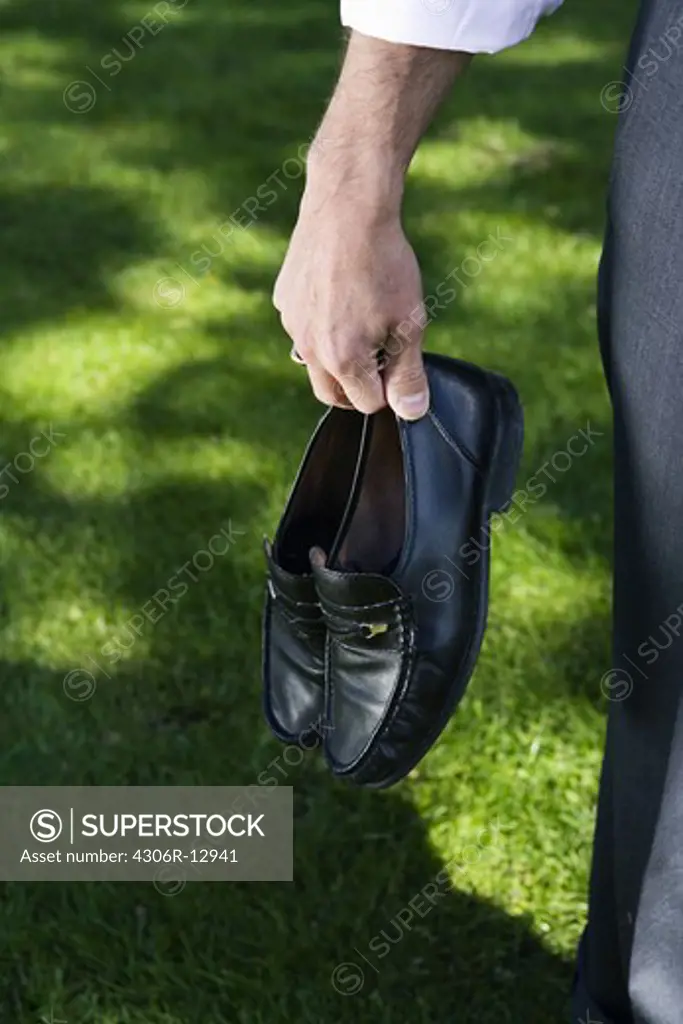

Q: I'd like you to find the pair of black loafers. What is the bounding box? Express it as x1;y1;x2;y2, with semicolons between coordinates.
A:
262;352;523;789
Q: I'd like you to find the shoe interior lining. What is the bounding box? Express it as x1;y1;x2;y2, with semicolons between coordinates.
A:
275;409;366;575
334;407;405;576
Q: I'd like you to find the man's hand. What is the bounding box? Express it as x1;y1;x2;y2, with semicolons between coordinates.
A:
273;31;471;420
274;185;427;418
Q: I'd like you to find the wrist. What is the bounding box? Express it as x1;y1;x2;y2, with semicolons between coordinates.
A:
304;136;406;218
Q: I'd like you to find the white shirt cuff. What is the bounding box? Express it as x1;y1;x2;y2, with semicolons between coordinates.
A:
341;0;564;55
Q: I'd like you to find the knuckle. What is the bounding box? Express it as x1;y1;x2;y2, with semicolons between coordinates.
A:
330;377;349;402
325;334;372;371
336;373;366;406
328;350;359;377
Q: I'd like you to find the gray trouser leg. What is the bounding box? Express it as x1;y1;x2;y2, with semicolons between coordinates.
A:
573;2;683;1021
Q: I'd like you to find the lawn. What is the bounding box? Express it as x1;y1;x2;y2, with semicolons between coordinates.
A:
0;0;636;1020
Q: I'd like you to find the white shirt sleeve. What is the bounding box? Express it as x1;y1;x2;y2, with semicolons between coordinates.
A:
341;0;564;55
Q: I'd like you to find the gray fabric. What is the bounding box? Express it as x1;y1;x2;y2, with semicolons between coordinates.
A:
573;1;683;1021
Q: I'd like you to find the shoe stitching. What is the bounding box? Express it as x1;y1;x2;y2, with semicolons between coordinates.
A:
326;602;414;775
276;604;324;625
262;598;324;744
323;606;403;627
428;409;482;472
352;379;510;781
274;604;325;640
329;636;404;655
341;602;420;780
353;521;485;784
315;574;403;597
352;602;414;767
318;595;404;612
324;629;334;749
268;586;320;611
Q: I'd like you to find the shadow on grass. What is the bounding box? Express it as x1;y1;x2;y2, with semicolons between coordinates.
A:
0;0;639;1018
0;397;601;1022
0;667;574;1024
0;0;633;343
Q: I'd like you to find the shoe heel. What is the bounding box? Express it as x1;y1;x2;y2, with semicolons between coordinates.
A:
487;375;524;513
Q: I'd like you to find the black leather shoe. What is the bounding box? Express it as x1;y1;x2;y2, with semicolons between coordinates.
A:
262;407;369;746
310;352;523;788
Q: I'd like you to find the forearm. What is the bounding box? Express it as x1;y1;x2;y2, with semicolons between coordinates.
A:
306;31;471;211
274;3;564;418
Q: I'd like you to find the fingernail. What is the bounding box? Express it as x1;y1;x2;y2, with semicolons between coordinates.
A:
396;392;430;421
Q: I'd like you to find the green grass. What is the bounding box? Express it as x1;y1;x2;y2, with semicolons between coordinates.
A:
0;0;637;1020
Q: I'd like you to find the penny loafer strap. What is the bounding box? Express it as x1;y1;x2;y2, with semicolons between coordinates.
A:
318;592;413;654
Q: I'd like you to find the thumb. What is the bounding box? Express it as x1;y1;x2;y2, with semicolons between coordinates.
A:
384;337;430;421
